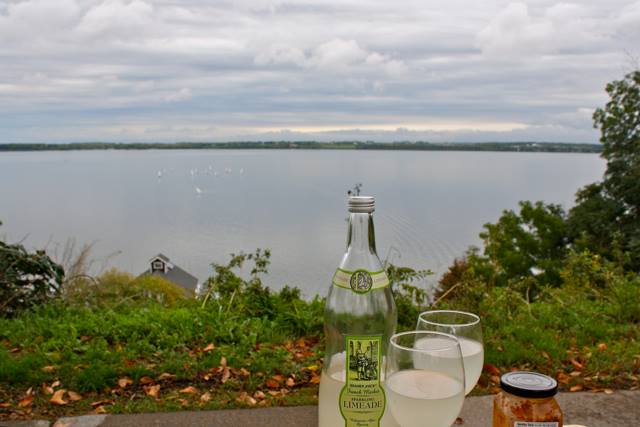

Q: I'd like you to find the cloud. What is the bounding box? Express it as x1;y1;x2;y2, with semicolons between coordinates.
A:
164;88;192;103
0;0;637;143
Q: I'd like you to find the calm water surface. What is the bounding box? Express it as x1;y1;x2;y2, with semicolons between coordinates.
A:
0;149;605;297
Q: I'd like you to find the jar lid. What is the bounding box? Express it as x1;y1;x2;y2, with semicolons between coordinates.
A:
500;371;558;398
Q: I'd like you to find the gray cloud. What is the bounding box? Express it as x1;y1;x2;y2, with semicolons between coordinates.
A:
0;0;639;143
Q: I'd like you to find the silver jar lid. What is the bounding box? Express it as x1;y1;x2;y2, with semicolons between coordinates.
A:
348;196;375;213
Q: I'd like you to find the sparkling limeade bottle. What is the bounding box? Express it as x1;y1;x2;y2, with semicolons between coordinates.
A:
318;196;399;427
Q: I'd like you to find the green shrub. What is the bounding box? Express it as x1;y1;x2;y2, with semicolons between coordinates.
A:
0;222;65;317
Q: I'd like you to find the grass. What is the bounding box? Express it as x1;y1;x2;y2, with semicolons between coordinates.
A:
0;252;639;420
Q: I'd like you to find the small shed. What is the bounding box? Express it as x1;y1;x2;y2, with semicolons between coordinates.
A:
141;253;198;293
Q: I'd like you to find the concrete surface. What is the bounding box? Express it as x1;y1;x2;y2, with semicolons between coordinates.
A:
1;391;638;427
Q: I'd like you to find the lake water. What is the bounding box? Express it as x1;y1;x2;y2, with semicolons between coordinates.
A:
0;149;605;297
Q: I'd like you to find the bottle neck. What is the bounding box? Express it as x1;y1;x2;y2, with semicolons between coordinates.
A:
346;212;377;255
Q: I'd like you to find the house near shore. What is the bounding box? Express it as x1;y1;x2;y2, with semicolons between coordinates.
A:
140;253;199;294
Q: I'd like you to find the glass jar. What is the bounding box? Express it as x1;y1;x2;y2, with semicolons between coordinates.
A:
493;371;563;427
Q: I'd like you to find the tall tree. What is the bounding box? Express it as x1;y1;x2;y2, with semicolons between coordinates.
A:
569;70;640;267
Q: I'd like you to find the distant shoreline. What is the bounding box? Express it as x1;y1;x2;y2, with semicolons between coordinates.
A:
0;141;602;153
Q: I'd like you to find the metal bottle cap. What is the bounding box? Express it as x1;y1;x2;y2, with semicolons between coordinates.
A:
348;196;375;213
500;371;558;398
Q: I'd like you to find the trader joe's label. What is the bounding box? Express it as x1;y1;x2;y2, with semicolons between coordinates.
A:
332;269;389;293
339;335;385;427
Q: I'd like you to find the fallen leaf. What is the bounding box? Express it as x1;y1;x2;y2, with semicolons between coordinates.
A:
483;363;501;376
179;399;189;407
50;389;68;405
570;358;584;371
18;395;34;408
254;391;265;399
41;365;56;373
139;376;155;385
557;372;570;384
118;377;133;389
306;365;319;372
310;375;321;384
158;373;176;381
265;379;280;389
570;384;584;392
570;371;582;377
221;367;231;384
68;391;82;401
200;392;211;403
180;386;198;394
454;417;464;425
144;385;161;398
93;406;107;414
51;380;61;388
239;368;250;376
245;396;257;406
0;402;11;408
604;389;614;394
9;347;21;353
91;399;114;407
220;356;227;367
203;343;215;353
286;377;295;387
541;351;551;360
42;384;54;395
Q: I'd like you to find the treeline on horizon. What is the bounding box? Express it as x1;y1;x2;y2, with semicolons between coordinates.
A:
0;141;602;153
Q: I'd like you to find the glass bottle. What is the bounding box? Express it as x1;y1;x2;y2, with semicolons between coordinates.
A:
318;196;398;427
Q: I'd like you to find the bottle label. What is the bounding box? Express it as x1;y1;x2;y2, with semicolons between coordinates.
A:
514;423;559;427
339;335;385;427
333;269;389;293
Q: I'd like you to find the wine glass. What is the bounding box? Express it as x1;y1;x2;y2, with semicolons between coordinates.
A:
417;310;484;395
385;331;465;427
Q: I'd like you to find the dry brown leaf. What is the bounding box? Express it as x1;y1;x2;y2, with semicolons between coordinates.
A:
68;391;82;401
236;392;248;403
51;380;61;388
144;384;161;398
570;384;584;392
221;367;231;384
310;375;321;385
18;395;34;408
483;363;501;376
557;372;570;384
41;365;56;373
9;347;21;353
265;379;280;389
220;356;227;367
179;386;198;394
286;378;295;387
490;375;500;384
43;384;54;395
90;399;114;407
258;399;268;406
200;392;211;403
254;391;266;399
158;373;176;381
541;351;551;360
570;371;582;377
239;368;250;376
118;377;133;389
0;402;11;408
570;358;584;371
93;405;107;414
50;389;68;405
139;376;155;385
203;343;215;353
597;343;607;351
267;390;280;396
245;396;257;406
604;389;614;394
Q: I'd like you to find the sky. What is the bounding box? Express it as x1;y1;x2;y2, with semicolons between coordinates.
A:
1;0;639;143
